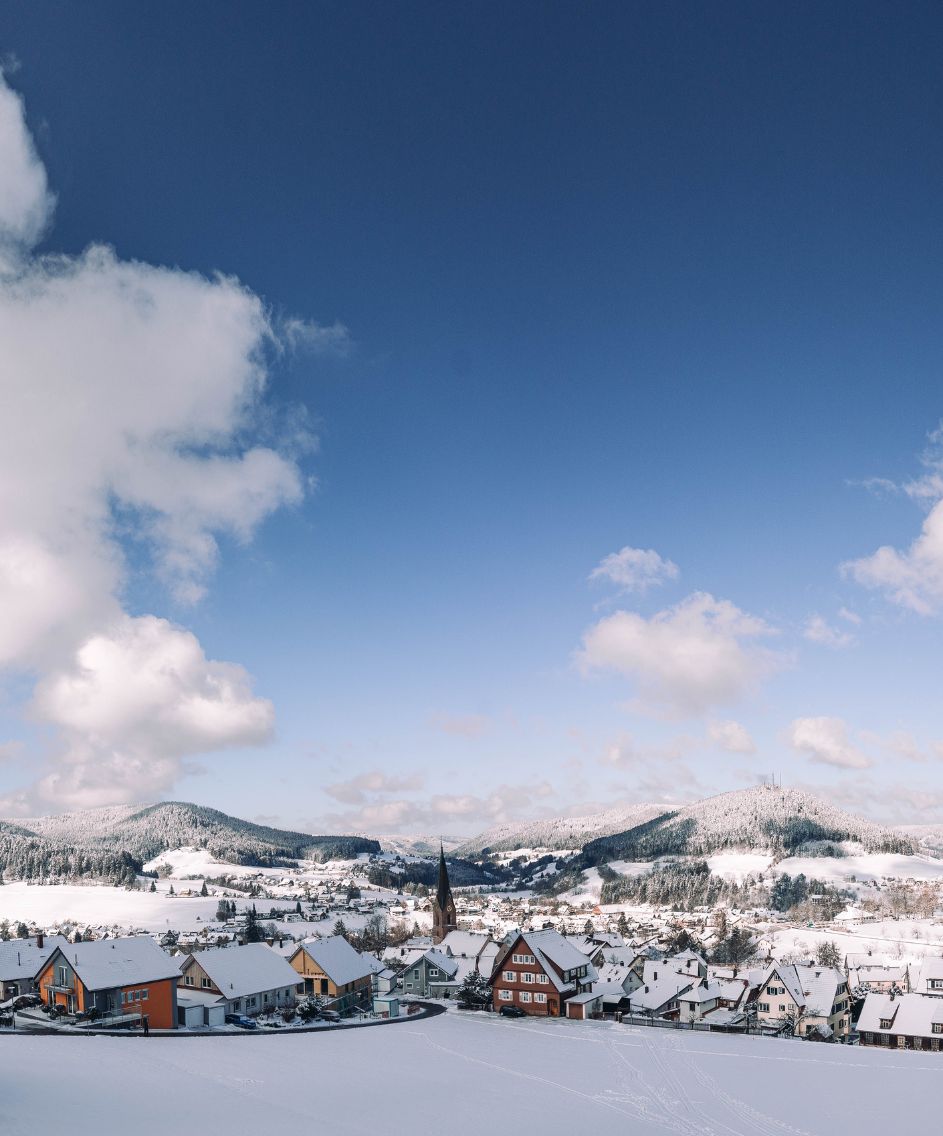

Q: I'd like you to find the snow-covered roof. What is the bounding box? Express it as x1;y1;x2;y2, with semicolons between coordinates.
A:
422;950;459;979
182;943;301;998
679;980;723;1005
0;936;68;981
291;936;374;987
54;936;180;991
438;931;492;959
522;930;594;974
628;976;693;1013
763;963;843;1017
858;992;943;1038
910;959;943;995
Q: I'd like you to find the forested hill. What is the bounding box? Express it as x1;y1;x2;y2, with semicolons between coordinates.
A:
0;821;140;885
581;786;915;865
11;802;379;872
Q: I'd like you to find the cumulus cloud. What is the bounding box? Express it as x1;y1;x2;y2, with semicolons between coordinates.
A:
0;69;54;267
844;423;943;614
589;546;679;594
578;592;782;717
0;72;314;808
788;717;872;770
802;615;855;649
707;719;756;754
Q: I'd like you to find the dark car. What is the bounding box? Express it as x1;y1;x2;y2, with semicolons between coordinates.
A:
499;1005;527;1018
319;1009;341;1023
224;1014;258;1030
11;994;41;1010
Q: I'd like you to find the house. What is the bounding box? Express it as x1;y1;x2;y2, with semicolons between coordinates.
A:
178;943;301;1022
490;929;597;1017
288;935;373;1014
36;936;181;1029
847;961;909;994
753;963;850;1040
678;978;725;1023
909;958;943;997
0;935;68;999
400;949;460;997
858;991;943;1050
627;975;693;1019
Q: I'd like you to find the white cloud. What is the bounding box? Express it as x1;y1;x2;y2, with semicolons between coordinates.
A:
325;770;425;805
707;719;756;754
282;317;351;356
321;782;556;835
837;607;861;625
845;422;943;614
578;592;781;717
844;500;943;614
589;546;679;594
0;70;54;268
802;614;855;649
26;615;274;810
0;72;311;806
788;717;872;770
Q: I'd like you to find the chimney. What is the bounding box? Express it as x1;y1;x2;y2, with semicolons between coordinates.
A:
36;932;43;950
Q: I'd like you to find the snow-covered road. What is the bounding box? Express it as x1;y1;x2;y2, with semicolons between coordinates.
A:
1;1010;934;1134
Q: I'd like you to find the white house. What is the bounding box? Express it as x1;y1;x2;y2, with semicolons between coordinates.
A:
178;943;301;1022
754;963;850;1039
858;991;943;1051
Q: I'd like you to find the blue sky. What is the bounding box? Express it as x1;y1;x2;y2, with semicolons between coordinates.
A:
2;2;943;834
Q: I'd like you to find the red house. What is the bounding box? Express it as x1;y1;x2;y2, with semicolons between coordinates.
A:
490;930;597;1017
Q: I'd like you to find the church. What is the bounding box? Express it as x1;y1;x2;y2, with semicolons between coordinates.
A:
432;844;458;944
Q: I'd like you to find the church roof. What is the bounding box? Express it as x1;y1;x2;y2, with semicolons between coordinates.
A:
435;844;454;910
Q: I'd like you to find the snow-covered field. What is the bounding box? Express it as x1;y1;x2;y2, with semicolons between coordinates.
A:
766;917;943;966
2;1009;938;1134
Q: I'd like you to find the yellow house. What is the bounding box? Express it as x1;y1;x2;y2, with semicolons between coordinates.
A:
288;935;374;1014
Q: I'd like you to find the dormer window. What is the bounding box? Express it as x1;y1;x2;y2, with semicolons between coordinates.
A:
880;1018;893;1029
933;1024;943;1035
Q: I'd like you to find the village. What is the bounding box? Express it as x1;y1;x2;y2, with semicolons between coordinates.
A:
1;845;942;1053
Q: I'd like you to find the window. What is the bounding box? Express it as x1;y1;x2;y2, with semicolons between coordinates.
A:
429;969;440;978
535;992;547;1004
521;972;534;984
933;1024;943;1035
499;989;513;1001
779;1005;786;1013
120;992;126;1005
134;990;141;1002
757;1002;769;1013
57;966;68;987
880;1018;893;1030
142;989;148;1001
520;990;531;1003
536;973;549;985
512;953;535;965
503;971;517;982
185;975;194;987
930;979;943;990
201;977;212;989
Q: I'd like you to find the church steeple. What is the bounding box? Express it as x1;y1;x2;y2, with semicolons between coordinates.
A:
432;842;457;944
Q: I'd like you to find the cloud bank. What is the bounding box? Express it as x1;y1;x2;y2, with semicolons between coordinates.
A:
0;72;305;810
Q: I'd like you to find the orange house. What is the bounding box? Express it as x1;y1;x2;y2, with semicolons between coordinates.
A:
37;937;181;1030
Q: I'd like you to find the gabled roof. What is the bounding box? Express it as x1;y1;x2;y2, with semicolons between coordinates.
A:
419;950;459;979
290;935;374;987
182;943;300;998
437;930;492;960
48;936;180;991
762;963;843;1016
0;936;68;981
629;976;693;1013
521;930;594;974
858;992;943;1038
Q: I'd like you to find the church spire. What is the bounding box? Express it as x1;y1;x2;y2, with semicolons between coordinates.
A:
432;841;457;944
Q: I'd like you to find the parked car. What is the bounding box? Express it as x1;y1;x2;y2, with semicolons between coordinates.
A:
225;1014;258;1030
11;994;41;1010
319;1009;341;1023
499;1005;526;1018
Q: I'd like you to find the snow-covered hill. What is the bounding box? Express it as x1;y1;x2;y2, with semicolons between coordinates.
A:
456;804;666;856
896;824;943;855
583;785;916;864
6;802;380;873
